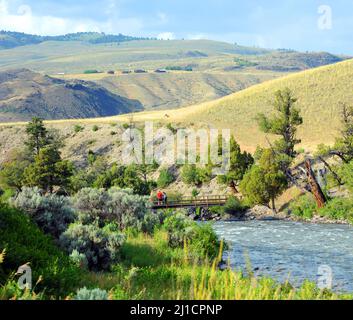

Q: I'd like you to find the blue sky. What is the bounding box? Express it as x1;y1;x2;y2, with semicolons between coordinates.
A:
0;0;352;54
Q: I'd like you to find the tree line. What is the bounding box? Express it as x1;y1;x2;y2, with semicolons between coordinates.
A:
1;88;352;214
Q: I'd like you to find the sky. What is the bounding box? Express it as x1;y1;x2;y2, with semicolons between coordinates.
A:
0;0;352;54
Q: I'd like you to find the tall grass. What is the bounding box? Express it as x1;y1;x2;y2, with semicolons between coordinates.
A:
82;230;353;300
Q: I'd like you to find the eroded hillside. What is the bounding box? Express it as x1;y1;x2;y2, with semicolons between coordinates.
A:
0;69;142;122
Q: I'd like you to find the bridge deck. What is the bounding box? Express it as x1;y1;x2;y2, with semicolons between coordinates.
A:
151;196;228;210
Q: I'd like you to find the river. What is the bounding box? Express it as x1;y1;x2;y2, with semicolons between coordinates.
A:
213;220;353;293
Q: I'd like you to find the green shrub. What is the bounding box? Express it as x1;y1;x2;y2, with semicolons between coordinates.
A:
0;204;81;297
83;70;100;74
10;187;75;239
190;223;222;259
166;123;177;134
0;189;14;202
72;188;108;224
288;195;353;223
163;212;222;259
192;189;199;198
0;279;42;300
163;212;194;248
297;148;306;154
72;188;152;231
74;125;84;133
165;65;193;71
233;57;258;67
157;168;174;188
141;212;160;235
319;198;353;222
339;161;353;192
75;287;109;300
209;206;224;216
224;196;246;215
92;125;99;132
69;250;88;270
288;194;317;219
59;222;125;271
181;165;211;186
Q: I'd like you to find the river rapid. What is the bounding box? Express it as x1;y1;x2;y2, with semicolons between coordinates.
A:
213;220;353;293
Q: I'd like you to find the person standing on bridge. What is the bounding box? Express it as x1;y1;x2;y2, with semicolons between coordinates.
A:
157;190;164;205
163;192;168;205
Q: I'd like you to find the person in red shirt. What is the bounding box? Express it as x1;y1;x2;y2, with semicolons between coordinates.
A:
157;191;164;205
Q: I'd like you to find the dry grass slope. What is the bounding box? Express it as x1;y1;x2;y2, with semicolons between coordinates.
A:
182;58;353;151
57;71;278;110
1;59;352;153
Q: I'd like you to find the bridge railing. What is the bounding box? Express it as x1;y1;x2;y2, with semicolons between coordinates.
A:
151;195;229;208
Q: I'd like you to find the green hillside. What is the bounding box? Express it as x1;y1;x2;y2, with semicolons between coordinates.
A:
0;35;346;75
0;34;348;114
0;39;268;74
167;58;353;151
2;59;352;152
1;59;352;153
0;31;151;49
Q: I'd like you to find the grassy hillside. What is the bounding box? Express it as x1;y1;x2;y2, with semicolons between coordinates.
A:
0;39;265;74
1;58;348;152
0;36;348;113
0;60;351;201
0;38;345;75
58;71;279;110
175;58;353;151
0;31;151;49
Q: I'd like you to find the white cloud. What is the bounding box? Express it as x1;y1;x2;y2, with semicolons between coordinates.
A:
157;32;175;40
0;0;143;35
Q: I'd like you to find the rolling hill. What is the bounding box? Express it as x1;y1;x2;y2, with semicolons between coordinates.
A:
4;58;346;152
58;71;279;110
56;49;347;110
0;38;269;74
0;32;349;113
0;34;346;75
0;69;142;122
0;59;352;170
142;58;353;151
0;31;151;49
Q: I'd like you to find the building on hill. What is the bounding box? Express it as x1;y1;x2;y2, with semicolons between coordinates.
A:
134;69;147;73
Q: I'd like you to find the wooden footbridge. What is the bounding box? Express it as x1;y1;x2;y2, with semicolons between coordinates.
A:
151;195;229;210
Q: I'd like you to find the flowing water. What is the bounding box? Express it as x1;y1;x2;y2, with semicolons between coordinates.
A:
213;220;353;293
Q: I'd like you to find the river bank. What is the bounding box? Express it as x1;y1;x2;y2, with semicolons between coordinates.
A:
185;205;351;225
85;228;353;299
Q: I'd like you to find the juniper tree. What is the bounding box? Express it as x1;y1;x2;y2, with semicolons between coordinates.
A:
25;117;50;156
257;88;303;161
217;135;254;193
333;104;353;163
25;117;63;157
240;149;288;211
0;149;31;192
315;104;353;186
23;146;73;193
